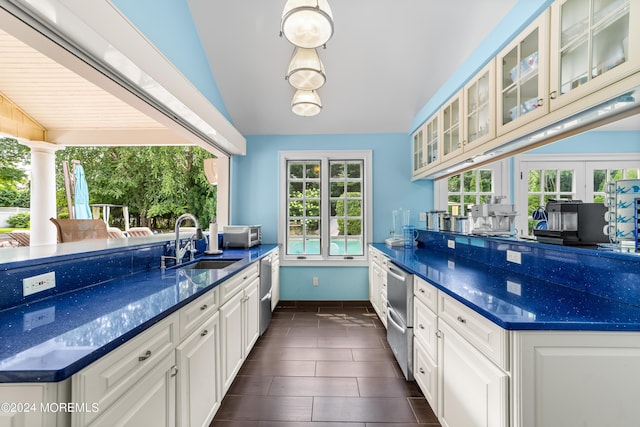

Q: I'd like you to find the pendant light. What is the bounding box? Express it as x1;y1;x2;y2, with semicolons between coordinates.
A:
286;47;326;90
281;0;334;49
291;89;322;116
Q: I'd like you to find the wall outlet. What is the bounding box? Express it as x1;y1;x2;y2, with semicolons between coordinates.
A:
447;260;455;270
23;271;56;296
23;307;55;331
313;277;319;287
506;250;522;264
447;239;455;249
507;280;522;296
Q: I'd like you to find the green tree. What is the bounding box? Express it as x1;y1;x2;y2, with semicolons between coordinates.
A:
0;137;30;192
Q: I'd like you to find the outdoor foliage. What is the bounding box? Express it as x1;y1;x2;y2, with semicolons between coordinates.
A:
0;138;30;193
56;146;217;229
0;189;30;208
335;192;362;235
7;212;30;228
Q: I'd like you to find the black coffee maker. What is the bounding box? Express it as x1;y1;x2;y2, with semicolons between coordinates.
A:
533;200;608;246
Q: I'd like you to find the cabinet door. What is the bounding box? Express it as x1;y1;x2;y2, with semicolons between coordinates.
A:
412;125;426;175
176;312;221;427
438;321;508;427
89;353;176;427
243;278;260;356
440;91;464;162
463;60;496;151
414;298;438;361
497;11;549;135
414;337;438;415
0;383;68;427
549;0;640;111
220;290;244;394
424;114;440;169
370;261;382;316
271;252;280;311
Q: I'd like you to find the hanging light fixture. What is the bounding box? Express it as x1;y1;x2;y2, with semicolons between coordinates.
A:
286;47;326;90
281;0;334;49
291;89;322;116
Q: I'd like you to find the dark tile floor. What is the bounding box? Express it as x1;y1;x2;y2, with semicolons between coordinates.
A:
211;301;441;427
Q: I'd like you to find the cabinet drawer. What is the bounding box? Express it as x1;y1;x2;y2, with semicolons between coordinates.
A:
219;262;259;305
413;337;438;413
72;313;178;425
379;293;388;329
438;292;508;370
414;298;438;361
414;276;437;313
180;287;219;340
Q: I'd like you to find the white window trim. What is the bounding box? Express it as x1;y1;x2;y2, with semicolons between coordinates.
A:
279;150;373;267
434;159;510;211
513;153;640;237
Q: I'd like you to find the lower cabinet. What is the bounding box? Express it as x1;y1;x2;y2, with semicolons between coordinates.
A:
220;276;259;395
368;247;389;327
438;321;509;427
176;312;221;427
0;382;71;427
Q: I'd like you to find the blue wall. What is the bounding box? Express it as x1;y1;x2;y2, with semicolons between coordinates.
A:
111;0;231;121
230;133;432;300
528;130;640;153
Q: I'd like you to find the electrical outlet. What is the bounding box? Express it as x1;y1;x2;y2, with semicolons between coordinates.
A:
23;272;56;296
447;260;455;270
23;307;55;331
507;280;522;296
313;277;319;286
447;239;455;249
506;250;522;264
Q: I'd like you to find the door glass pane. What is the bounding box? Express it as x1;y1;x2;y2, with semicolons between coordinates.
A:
544;170;557;192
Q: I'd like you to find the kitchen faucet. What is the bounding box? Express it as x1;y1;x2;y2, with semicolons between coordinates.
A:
161;213;204;269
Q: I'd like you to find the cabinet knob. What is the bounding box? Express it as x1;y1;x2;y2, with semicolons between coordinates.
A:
419;288;425;293
419;324;425;330
138;350;152;362
200;304;208;311
170;366;179;378
537;98;544;107
550;91;557;100
419;367;425;374
436;330;442;338
201;329;209;337
456;316;467;324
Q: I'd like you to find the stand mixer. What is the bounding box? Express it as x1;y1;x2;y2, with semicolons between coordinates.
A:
469;196;517;236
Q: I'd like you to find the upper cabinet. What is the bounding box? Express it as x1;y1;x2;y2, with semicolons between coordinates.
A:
497;11;550;136
412;125;425;175
412;114;440;178
549;0;640;110
464;60;496;149
441;91;464;162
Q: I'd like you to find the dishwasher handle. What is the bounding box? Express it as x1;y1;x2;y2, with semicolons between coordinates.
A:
387;306;406;334
387;265;408;282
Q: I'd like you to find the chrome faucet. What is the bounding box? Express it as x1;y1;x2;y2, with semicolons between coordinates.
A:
161;213;204;269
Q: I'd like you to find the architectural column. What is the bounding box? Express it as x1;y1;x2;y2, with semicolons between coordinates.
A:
24;141;60;246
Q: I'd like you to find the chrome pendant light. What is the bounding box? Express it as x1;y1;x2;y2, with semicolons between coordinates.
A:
281;0;334;49
291;89;322;116
286;47;326;90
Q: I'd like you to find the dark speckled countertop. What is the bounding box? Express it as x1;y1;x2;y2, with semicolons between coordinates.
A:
0;245;277;383
372;244;640;331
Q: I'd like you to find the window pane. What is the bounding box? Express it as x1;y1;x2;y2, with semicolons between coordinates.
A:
528;170;541;192
626;168;639;179
305;181;320;197
463;171;474;192
330;200;343;216
347;182;361;193
346;219;362;235
346;200;362;216
330;182;344;197
609;169;623;181
330;162;344;178
593;169;606;192
347;162;362;178
305;163;320;178
289;162;304;179
544;170;557;192
479;170;493;192
289;182;303;198
306;219;320;235
559;170;573;192
306;200;320;216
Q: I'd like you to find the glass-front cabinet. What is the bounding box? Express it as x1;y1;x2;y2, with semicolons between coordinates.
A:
412;125;425;176
550;0;640;110
464;60;495;150
425;114;439;170
497;11;549;136
441;91;464;162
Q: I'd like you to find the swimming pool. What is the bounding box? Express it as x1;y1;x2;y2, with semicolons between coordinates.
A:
287;238;364;255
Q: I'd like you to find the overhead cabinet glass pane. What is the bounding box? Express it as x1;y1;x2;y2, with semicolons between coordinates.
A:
467;70;491;143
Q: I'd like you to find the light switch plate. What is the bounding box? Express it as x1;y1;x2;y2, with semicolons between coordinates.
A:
23;271;56;296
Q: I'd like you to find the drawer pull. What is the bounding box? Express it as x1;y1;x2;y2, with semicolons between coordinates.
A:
200;304;208;311
436;330;442;338
419;367;425;374
419;324;425;330
138;350;152;362
243;275;248;280
419;288;425;293
201;329;209;337
170;366;179;377
457;316;467;324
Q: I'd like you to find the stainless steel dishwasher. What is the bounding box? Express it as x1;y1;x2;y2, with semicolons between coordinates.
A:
386;262;414;380
259;255;273;335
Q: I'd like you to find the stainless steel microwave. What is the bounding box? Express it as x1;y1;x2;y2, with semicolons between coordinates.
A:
222;225;261;248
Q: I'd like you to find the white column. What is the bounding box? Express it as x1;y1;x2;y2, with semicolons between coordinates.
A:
24;141;60;246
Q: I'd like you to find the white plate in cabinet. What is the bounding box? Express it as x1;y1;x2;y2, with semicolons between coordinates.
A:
72;313;178;426
179;287;218;340
437;292;508;371
414;337;438;414
414;276;438;313
219;263;259;305
414;298;438;361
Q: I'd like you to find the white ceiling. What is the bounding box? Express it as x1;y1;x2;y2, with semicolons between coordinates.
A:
187;0;519;136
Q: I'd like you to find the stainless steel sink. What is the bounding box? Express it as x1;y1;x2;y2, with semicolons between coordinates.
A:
180;259;241;270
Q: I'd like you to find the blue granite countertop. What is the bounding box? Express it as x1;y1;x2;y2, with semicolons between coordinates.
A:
372;244;640;331
0;245;277;383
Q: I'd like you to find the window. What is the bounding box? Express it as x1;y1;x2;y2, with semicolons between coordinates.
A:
280;151;372;265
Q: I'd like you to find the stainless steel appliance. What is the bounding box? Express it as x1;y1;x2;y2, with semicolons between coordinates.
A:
222;225;261;248
386;263;414;381
258;254;273;336
534;200;607;246
469;196;517;236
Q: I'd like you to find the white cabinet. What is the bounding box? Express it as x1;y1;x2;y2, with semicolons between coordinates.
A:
71;313;179;426
413;278;439;412
440;91;464;162
463;60;496;150
411;114;439;178
549;0;640;111
176;312;221;427
0;382;70;427
270;249;281;311
512;330;640;427
412;124;426;176
220;274;260;395
438;321;509;427
497;10;550;135
368;247;388;327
